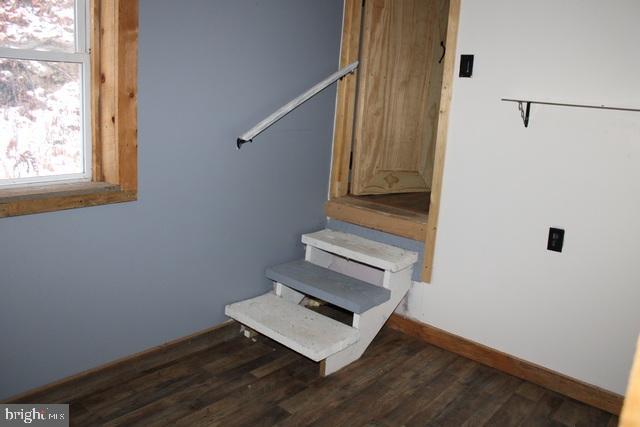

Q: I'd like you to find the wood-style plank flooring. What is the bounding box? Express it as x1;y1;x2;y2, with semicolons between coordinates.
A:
358;192;431;216
15;322;618;426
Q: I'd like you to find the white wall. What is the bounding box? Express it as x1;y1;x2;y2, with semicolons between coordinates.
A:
404;0;640;395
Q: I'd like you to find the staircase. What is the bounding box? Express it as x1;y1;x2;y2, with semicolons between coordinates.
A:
225;229;418;375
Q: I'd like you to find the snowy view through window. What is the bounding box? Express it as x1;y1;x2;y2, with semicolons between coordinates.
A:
0;0;85;184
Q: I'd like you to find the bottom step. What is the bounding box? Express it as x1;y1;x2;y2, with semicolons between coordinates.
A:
225;293;360;362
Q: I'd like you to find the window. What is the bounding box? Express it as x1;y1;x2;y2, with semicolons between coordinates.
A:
1;0;92;187
0;0;138;217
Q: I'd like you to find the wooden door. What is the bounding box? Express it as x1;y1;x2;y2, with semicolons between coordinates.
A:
351;0;450;195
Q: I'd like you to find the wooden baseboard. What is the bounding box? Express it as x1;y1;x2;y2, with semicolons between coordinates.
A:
388;314;624;415
4;320;236;404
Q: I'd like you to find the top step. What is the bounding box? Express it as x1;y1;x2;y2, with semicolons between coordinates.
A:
302;229;418;272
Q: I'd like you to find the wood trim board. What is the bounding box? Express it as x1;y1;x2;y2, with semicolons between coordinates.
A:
0;184;135;218
420;0;460;283
325;197;427;241
97;0;138;191
621;336;640;426
387;314;624;415
329;0;363;199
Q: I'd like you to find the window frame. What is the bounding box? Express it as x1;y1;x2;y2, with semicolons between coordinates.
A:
0;0;93;188
0;0;138;218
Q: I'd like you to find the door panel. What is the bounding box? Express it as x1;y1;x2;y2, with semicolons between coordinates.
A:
351;0;449;195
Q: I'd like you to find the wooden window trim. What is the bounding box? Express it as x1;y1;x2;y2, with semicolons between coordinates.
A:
0;0;138;218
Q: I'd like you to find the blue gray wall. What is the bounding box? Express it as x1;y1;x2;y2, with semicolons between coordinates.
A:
0;0;343;400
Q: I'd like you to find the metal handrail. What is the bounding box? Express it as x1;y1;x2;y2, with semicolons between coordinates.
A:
237;62;359;148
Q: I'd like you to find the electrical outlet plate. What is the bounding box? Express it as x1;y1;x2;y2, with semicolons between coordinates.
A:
547;228;565;252
459;54;474;78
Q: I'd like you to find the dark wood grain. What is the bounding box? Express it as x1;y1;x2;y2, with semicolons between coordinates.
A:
9;320;618;426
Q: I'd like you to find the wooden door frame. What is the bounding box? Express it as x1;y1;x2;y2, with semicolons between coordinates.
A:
327;0;461;283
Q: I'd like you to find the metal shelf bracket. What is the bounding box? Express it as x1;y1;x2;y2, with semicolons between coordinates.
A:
502;98;640;128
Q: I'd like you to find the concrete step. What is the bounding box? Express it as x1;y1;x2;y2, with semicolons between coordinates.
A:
225;292;359;362
302;229;418;272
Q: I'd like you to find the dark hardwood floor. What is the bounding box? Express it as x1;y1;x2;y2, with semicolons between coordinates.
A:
14;321;618;426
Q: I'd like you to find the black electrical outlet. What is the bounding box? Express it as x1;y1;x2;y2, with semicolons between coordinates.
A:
547;228;565;252
459;54;474;77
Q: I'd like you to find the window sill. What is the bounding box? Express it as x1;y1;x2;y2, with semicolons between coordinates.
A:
0;182;137;218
